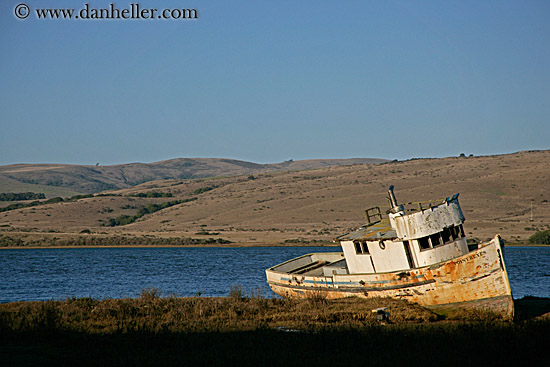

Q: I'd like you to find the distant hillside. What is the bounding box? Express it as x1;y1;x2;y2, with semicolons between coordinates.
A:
0;158;387;195
1;150;549;246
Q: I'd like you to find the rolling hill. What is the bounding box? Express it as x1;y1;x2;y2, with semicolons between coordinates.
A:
0;158;387;194
0;150;548;246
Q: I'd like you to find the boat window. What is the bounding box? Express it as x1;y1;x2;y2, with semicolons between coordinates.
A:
418;224;465;251
354;241;362;254
354;240;371;255
441;227;451;244
459;224;465;238
418;237;430;250
451;226;460;240
430;233;442;247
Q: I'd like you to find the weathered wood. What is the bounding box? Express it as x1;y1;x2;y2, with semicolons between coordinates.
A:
266;188;514;318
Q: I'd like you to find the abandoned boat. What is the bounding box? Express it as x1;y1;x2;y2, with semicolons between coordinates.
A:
266;186;514;317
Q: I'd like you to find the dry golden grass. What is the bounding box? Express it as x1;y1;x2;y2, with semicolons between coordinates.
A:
1;294;549;366
2;292;526;336
1;150;549;246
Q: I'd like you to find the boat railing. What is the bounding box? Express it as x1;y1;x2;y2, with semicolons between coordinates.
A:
365;206;383;224
399;194;460;214
365;194;459;221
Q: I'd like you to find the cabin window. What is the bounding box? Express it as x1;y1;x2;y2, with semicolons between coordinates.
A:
441;227;451;243
418;224;465;251
451;225;464;240
354;241;371;255
450;226;458;241
430;233;442;247
418;237;430;250
354;241;362;254
459;224;465;238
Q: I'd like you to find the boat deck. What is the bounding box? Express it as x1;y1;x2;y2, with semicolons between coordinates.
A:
268;253;348;276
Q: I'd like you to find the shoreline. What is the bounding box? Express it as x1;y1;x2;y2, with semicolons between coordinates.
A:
1;294;548;320
0;242;339;249
504;243;550;247
1;295;545;303
0;243;548;250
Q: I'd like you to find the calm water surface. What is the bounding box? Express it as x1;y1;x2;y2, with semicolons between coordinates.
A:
0;246;548;303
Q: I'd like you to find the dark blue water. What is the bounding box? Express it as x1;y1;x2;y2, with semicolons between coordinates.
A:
504;246;550;299
0;246;548;303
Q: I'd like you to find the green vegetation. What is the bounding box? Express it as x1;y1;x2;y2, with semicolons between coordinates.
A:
0;296;548;366
0;193;95;213
66;193;94;201
0;200;42;213
0;234;25;247
105;198;197;227
0;234;231;247
528;229;550;244
44;197;64;204
284;238;333;245
192;186;217;195
0;176;83;199
0;192;46;201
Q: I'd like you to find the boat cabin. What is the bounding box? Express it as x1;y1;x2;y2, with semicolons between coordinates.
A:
337;186;469;274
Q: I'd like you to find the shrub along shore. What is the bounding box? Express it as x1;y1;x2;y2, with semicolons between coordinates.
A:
0;232;547;248
0;233;233;247
1;292;549;366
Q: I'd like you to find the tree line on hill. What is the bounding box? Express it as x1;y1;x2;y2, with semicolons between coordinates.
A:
104;198;197;227
0;192;46;201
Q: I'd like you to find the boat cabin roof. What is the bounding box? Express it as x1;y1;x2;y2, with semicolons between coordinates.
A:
336;193;461;243
337;218;397;242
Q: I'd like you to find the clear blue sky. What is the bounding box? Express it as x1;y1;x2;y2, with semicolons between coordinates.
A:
1;0;549;165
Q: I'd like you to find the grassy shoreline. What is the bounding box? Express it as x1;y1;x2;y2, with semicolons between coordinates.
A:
0;232;337;248
1;294;549;366
0;242;548;249
0;231;548;249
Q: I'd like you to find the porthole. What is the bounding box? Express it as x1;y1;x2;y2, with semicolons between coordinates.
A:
379;241;386;250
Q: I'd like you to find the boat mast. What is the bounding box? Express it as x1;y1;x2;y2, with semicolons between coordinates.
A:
388;185;404;214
